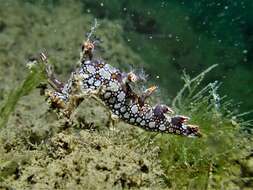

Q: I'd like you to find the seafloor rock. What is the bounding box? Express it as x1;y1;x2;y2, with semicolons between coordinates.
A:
0;1;165;189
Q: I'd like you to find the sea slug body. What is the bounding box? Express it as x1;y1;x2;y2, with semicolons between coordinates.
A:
37;24;201;138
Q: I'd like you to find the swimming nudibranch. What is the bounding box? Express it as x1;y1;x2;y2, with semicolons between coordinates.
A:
38;27;201;138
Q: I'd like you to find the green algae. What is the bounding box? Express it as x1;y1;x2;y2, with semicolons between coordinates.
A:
0;63;47;129
0;1;252;190
154;66;253;189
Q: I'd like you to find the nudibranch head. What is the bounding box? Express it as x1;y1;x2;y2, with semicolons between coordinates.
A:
165;115;201;137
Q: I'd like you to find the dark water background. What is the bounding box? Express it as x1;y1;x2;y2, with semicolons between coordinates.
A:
8;0;253;113
77;0;253;114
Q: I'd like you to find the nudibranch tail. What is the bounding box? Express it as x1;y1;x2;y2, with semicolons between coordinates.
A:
35;24;201;138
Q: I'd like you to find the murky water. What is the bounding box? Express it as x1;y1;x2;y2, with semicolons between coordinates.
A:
0;1;252;189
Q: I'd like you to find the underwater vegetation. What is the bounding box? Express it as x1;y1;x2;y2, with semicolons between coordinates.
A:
0;1;252;190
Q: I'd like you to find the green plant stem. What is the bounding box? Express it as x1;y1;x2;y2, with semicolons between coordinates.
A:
0;69;46;129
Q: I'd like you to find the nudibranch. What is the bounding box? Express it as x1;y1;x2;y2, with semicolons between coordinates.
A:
36;24;201;137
